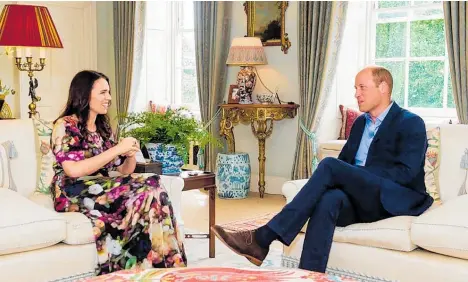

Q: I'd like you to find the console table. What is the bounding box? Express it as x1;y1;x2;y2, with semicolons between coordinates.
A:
219;103;299;198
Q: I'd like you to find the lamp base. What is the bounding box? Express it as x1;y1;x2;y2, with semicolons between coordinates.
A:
28;77;41;119
236;66;256;104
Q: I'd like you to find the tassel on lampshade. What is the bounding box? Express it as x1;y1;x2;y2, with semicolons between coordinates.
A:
226;37;267;104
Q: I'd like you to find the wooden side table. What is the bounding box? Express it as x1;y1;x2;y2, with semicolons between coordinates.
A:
135;162;162;174
219;103;299;198
166;170;217;258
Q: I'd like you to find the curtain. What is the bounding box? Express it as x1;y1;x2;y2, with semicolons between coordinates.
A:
194;1;232;171
113;2;145;131
291;2;348;180
128;2;146;114
443;2;468;124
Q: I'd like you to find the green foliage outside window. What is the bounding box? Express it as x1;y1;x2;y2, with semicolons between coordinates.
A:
374;2;454;109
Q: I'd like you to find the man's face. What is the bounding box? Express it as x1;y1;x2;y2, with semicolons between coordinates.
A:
354;70;383;113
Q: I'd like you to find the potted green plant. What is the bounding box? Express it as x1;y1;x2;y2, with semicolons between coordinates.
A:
120;106;221;174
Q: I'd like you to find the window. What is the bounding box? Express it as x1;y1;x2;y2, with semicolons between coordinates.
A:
135;1;199;116
370;1;455;118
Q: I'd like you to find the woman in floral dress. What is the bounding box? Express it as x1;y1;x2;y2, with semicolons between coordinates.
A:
50;70;187;275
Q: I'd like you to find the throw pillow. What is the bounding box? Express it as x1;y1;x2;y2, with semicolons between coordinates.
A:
339;105;362;140
0;140;18;191
424;127;441;201
32;118;54;194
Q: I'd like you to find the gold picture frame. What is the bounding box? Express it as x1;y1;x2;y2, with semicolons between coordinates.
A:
244;1;291;54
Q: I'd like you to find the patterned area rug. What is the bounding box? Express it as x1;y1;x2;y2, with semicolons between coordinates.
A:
184;228;283;269
79;213;359;281
81;267;357;281
185;212;280;268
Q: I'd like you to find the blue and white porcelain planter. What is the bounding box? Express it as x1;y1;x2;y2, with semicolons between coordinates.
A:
216;153;251;199
145;143;184;174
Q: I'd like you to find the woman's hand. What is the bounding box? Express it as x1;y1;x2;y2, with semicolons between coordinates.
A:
117;137;140;156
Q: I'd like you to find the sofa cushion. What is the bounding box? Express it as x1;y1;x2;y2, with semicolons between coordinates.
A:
0;142;10;189
333;216;417;252
0;141;18;191
411;194;468;260
424;127;441;201
0;189;66;255
28;192;95;245
339;105;362;140
32;118;55;195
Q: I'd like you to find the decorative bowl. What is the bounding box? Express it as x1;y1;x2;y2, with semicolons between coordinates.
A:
256;93;275;104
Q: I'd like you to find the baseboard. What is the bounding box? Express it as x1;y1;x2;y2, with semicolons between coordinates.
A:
248;174;289;195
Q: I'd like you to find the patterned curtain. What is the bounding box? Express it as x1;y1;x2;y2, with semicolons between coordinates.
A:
291;2;348;180
194;1;232;171
113;2;145;131
443;2;468;124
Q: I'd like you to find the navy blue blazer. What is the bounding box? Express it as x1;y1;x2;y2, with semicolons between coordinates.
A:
338;103;433;216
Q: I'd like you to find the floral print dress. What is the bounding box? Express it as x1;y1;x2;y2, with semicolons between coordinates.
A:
50;116;187;275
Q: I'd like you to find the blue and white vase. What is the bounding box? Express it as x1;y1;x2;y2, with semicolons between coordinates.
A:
216;153;251;199
145;143;184;174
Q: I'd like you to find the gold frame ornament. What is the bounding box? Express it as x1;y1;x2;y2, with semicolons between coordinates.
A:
244;1;291;54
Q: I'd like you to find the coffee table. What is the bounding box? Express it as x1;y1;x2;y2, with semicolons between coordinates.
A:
80;267;357;281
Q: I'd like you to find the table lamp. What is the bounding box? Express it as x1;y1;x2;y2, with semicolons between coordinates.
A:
226;37;267;104
0;4;63;118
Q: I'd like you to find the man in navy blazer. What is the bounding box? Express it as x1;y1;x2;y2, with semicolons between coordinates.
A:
211;66;434;272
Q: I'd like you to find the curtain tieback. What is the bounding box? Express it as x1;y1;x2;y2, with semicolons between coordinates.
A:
299;118;318;171
203;107;222;130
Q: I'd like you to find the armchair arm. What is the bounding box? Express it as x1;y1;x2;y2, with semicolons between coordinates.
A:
282;179;309;204
159;175;185;227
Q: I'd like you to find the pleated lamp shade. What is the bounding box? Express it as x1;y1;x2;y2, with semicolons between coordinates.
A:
226;37;267;66
0;4;63;48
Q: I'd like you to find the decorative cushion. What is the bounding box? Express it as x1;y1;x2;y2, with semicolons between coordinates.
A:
333;216;417;252
339;105;362;140
425;127;441;201
32;118;55;194
0;188;66;255
411;194;468;260
0;144;9;189
0;140;17;191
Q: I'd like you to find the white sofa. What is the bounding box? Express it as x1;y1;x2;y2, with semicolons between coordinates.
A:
281;124;468;282
0;119;185;282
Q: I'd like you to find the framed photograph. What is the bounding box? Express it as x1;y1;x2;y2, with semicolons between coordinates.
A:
244;1;291;54
228;84;240;104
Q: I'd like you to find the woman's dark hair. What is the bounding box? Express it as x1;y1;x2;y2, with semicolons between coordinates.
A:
55;70;112;140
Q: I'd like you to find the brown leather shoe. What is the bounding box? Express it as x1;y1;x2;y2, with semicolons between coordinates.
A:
211;224;269;266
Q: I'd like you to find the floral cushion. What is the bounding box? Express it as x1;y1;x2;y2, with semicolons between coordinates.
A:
339;105;362;140
32;118;55;194
425;127;441;201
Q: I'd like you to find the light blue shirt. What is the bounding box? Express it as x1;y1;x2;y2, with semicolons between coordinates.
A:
354;102;394;166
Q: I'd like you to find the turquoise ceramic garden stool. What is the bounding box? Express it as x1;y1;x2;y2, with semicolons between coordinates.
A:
216;153;251;199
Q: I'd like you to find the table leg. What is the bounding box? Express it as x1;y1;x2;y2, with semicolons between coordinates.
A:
220;117;236;153
251;119;273;198
258;138;266;198
209;185;216;258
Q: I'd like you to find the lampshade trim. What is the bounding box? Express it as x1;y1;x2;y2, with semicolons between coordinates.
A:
226;46;268;66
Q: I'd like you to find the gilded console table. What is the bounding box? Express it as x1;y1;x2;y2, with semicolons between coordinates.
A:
219;103;299;198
